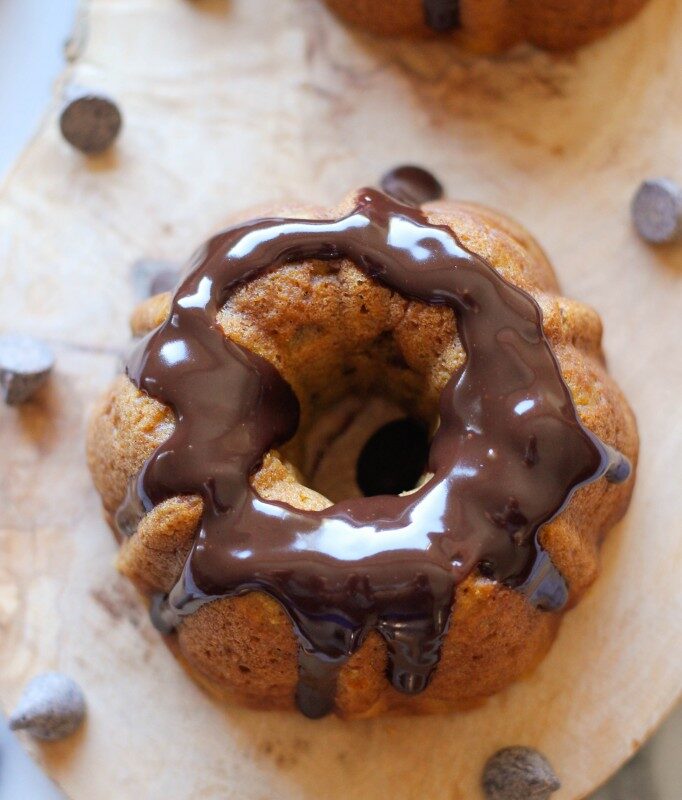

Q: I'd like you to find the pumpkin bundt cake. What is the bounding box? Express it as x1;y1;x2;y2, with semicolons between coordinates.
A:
87;181;638;719
321;0;651;52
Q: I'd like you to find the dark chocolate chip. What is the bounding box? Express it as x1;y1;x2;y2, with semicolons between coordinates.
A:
59;90;122;155
631;178;682;244
483;747;561;800
0;334;54;405
379;165;444;206
9;672;86;742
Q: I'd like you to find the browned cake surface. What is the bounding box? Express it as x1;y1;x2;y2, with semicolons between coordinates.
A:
322;0;651;52
87;194;638;718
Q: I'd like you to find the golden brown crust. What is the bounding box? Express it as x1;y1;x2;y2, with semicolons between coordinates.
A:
322;0;651;53
86;192;638;717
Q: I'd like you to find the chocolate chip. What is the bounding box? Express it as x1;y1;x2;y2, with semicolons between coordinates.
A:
131;259;181;299
0;333;54;405
59;90;122;155
482;747;561;800
379;165;444;206
9;672;86;741
631;178;682;244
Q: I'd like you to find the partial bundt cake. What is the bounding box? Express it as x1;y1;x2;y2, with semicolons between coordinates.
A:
87;185;638;719
322;0;651;52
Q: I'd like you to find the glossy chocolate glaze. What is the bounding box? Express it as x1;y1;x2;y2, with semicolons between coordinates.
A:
423;0;461;32
120;188;630;718
380;165;444;206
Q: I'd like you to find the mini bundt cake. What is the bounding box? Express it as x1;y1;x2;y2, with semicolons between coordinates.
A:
87;181;638;719
322;0;651;52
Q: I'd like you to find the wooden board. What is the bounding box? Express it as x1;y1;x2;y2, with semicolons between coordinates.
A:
1;0;681;798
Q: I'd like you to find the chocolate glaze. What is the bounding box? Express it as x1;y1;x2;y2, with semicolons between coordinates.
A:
423;0;461;32
380;165;444;206
120;188;630;718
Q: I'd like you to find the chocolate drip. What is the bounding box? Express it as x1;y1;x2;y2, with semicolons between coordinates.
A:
423;0;461;32
380;165;444;206
121;189;630;718
602;444;632;484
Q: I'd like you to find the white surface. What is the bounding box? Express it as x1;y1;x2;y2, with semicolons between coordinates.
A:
0;1;678;799
0;719;62;798
0;0;77;794
0;0;77;182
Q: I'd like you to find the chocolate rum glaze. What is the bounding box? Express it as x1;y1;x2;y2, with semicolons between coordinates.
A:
117;188;630;718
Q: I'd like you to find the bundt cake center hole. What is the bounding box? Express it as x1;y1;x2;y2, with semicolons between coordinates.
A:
225;259;454;504
356;417;430;497
288;395;435;503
